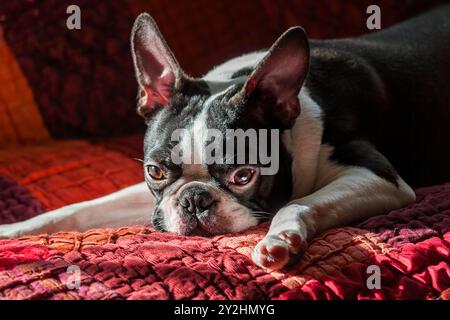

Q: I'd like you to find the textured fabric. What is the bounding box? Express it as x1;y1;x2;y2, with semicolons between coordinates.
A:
1;0;447;140
0;136;144;212
1;0;449;300
0;27;50;146
0;176;44;224
276;235;450;300
128;0;448;76
0;183;448;300
1;0;143;140
358;184;450;247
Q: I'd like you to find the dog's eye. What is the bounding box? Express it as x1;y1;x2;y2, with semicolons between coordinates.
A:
232;168;255;185
146;165;165;180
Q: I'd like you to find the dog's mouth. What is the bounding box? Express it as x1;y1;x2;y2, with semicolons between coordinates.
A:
189;215;221;237
175;213;217;237
157;198;257;236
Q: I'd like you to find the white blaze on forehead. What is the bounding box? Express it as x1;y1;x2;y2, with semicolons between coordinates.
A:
176;51;263;176
191;110;208;165
178;84;236;170
175;51;266;172
177;104;208;168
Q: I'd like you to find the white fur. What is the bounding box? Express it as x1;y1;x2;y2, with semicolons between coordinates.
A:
283;87;324;198
204;52;266;81
252;140;416;270
161;179;258;235
179;84;234;167
0;182;153;238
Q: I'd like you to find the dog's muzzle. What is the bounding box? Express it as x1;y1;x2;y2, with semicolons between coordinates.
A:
178;185;215;217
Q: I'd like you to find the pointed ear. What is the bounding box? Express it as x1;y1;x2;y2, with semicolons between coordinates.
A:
131;13;184;118
243;27;309;128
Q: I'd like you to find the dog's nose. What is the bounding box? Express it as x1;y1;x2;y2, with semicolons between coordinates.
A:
179;187;214;215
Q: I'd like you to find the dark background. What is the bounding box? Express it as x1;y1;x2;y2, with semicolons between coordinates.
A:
1;0;448;139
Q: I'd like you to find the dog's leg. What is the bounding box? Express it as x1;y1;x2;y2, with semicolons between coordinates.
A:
252;145;416;270
0;182;153;238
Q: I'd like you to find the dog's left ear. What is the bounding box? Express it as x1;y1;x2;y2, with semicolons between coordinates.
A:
131;13;185;118
243;27;309;128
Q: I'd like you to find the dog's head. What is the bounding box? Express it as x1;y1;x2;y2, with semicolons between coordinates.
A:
131;14;309;235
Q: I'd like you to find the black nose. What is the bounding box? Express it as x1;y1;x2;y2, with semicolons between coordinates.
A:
179;187;214;215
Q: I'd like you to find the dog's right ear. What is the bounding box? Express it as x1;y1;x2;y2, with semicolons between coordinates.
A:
241;27;309;128
131;13;184;119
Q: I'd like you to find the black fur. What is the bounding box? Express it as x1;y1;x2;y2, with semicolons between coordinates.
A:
330;141;398;186
305;5;450;187
138;6;450;234
204;84;293;212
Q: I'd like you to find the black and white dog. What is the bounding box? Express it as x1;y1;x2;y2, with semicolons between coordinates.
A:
1;6;449;270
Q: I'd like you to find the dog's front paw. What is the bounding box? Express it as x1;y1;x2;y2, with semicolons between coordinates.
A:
252;230;307;270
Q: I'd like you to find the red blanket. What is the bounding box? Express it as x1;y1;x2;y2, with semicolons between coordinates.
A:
0;0;449;300
0;177;449;299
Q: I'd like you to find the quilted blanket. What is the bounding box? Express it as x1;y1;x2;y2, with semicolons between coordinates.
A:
0;170;449;299
1;0;449;301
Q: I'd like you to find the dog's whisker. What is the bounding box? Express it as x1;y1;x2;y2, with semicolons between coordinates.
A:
249;211;273;217
228;207;243;214
250;214;271;222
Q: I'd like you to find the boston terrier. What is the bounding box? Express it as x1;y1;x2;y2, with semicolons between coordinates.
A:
1;6;449;270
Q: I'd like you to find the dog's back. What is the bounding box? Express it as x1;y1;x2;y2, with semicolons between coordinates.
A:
306;5;450;187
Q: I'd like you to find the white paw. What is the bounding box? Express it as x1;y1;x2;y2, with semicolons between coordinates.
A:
252;230;307;270
252;204;313;270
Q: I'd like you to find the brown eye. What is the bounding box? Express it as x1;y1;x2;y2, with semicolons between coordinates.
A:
146;165;165;180
232;168;255;185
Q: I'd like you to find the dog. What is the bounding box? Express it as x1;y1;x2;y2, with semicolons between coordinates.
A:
1;6;450;270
